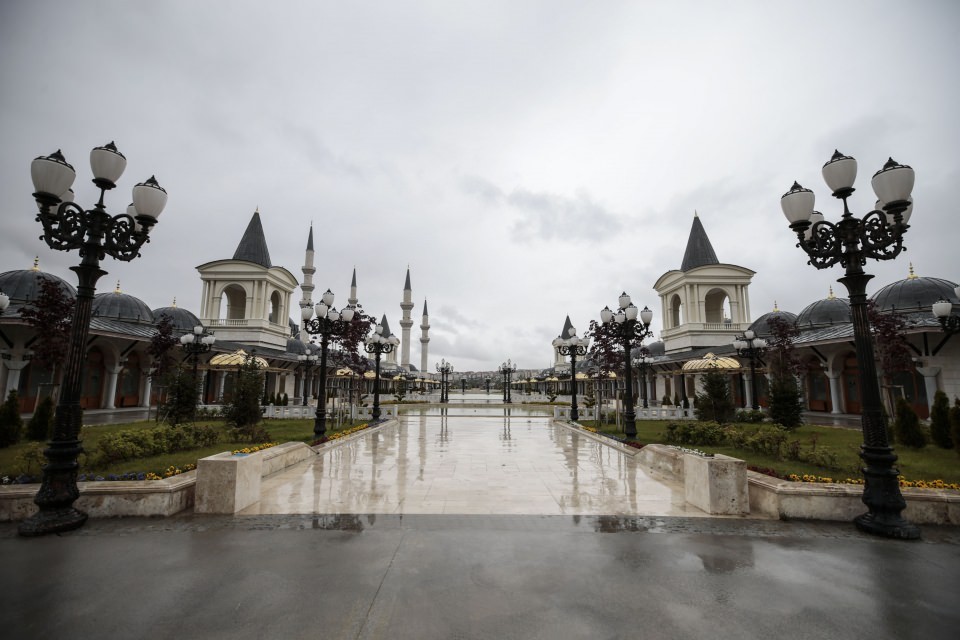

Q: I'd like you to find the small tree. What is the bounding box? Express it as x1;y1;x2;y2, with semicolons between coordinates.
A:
868;301;913;415
225;353;269;441
159;365;199;426
929;390;953;449
694;369;735;423
765;315;803;430
27;395;55;441
893;397;925;449
0;390;24;448
148;313;180;379
950;398;960;458
17;275;75;385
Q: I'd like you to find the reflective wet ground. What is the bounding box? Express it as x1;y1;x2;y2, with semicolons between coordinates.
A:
239;412;708;517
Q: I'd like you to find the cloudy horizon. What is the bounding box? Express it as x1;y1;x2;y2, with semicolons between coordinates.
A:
2;0;957;372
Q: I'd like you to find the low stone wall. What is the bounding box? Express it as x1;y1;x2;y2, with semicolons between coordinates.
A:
0;472;197;522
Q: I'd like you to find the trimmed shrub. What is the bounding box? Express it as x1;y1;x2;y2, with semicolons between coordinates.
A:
664;420;725;446
929;390;953;449
893;398;926;448
0;390;23;448
27;395;55;441
768;375;803;430
735;409;765;424
93;423;221;465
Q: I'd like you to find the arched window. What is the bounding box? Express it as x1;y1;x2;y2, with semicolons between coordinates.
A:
670;294;683;327
221;285;246;320
704;288;730;323
269;291;281;324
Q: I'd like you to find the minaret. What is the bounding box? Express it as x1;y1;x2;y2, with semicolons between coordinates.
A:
399;267;414;370
348;267;358;307
419;299;430;372
299;224;315;341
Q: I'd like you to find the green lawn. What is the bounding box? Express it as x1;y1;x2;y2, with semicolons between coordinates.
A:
579;419;960;484
0;418;366;480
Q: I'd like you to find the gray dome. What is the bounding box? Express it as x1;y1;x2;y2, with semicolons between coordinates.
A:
286;337;308;355
797;295;851;330
748;308;798;337
152;306;201;332
92;291;154;324
870;275;959;312
0;268;76;314
645;341;665;356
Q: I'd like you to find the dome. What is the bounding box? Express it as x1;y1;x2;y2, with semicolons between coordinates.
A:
796;292;851;330
286;337;308;355
645;340;666;356
0;267;76;315
748;307;798;337
870;271;959;313
152;305;201;332
92;289;153;324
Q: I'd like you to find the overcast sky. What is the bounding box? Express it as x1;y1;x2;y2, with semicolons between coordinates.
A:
1;1;957;372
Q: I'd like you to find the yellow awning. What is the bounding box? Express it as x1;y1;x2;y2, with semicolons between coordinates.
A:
681;353;741;371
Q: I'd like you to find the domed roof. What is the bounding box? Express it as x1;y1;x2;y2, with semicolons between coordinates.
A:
0;262;76;314
645;341;666;356
748;305;798;337
286;337;308;355
92;285;153;324
152;303;201;332
796;289;851;330
870;266;959;312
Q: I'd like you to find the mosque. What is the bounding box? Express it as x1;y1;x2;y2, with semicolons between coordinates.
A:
0;210;432;412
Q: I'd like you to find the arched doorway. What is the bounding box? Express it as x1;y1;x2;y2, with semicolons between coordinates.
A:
841;354;860;415
804;357;831;412
81;348;105;409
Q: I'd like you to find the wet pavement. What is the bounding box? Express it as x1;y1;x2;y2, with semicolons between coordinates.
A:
3;407;958;638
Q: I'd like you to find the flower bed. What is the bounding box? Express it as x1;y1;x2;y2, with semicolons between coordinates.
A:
786;473;960;490
311;423;371;446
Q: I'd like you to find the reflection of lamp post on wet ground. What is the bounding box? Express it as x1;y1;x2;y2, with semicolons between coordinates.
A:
633;348;652;409
600;293;653;438
364;321;399;421
485;377;491;394
461;377;467;394
780;149;919;540
436;359;453;403
302;289;356;438
553;325;589;422
180;324;216;419
499;359;517;403
19;144;168;537
732;330;766;410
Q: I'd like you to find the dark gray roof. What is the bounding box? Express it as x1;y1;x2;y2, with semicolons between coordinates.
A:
0;269;76;315
92;291;154;324
870;275;959;312
558;315;573;338
232;211;272;268
152;306;201;333
796;296;851;331
748;309;798;337
88;317;158;339
286;337;308;355
306;225;314;252
422;299;428;316
380;315;393;335
351;268;357;287
680;215;720;271
404;268;411;291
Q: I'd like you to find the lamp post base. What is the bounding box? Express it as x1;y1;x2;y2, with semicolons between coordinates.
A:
854;512;920;540
19;506;88;537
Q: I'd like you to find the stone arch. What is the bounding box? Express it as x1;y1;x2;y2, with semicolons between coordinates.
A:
221;284;248;320
703;287;731;323
268;290;282;324
670;294;683;328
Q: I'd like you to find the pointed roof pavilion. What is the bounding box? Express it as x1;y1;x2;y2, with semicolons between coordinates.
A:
232;210;272;268
680;213;719;272
558;315;574;338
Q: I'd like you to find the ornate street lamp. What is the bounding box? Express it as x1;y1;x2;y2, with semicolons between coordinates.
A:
302;289;356;438
732;330;766;411
499;359;517;404
553;325;590;421
932;285;960;334
633;348;652;409
297;347;319;406
780;149;919;539
436;358;453;403
600;293;654;438
363;321;399;421
180;324;216;419
19;144;167;537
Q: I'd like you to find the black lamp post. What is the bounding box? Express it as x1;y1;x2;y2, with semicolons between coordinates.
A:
436;359;453;403
932;287;960;334
553;325;589;421
780;149;919;539
499;359;516;403
180;324;215;420
363;321;399;421
633;348;652;409
302;289;356;438
600;293;654;438
732;330;766;411
18;144;167;537
297;347;318;406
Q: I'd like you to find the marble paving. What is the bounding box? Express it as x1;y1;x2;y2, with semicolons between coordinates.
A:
239;414;707;517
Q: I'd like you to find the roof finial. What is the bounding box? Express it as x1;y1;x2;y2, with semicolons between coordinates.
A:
255;205;259;214
827;286;835;300
773;300;779;312
32;256;40;271
694;209;698;217
114;280;122;294
908;262;918;279
172;297;177;307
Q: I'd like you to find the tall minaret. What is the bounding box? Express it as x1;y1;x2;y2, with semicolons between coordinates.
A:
399;266;414;370
299;224;315;341
419;299;430;373
348;267;358;307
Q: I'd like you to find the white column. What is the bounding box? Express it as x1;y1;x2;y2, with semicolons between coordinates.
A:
141;374;152;408
827;372;843;414
2;357;30;397
103;364;124;409
916;366;941;416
